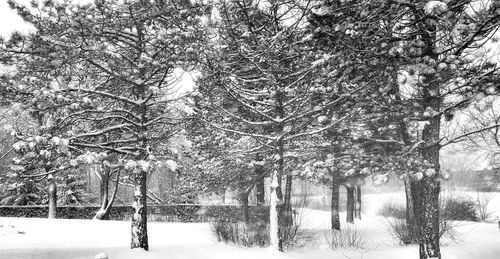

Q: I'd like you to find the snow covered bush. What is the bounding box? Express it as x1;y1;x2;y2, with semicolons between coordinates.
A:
442;196;478;222
376;200;406;219
386;218;416;245
475;191;493;221
210;219;269;247
210;205;312;250
279;205;315;250
386;218;462;246
325;225;370;250
378;196;478;222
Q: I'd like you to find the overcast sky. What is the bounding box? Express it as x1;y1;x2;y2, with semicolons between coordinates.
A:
0;0;95;39
0;0;33;38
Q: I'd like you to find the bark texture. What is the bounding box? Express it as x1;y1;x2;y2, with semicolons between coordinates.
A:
131;170;148;250
94;168;120;220
255;157;265;206
355;186;362;220
411;177;441;259
47;174;57;219
282;175;293;228
404;177;416;237
414;40;441;259
269;141;284;252
269;170;282;251
240;191;250;224
346;185;354;223
331;179;340;230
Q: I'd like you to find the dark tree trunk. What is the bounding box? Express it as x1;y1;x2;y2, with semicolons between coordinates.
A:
404;177;416;240
346;185;354;224
411;177;441;259
410;40;442;258
255;155;265;206
240;191;250;224
355;186;362;220
269;141;284;252
131;169;148;250
282;175;293;228
47;174;57;219
331;179;340;230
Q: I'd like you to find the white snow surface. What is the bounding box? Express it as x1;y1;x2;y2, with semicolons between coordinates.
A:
1;192;500;259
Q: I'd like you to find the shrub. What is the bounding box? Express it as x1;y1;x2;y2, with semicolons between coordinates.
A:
386;218;462;246
210;219;269;247
280;206;315;250
376;200;406;219
210;204;313;250
386;218;416;245
475;191;493;221
377;196;478;222
442;197;478;222
325;225;370;250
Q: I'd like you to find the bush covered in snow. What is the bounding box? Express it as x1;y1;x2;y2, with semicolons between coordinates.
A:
325;225;371;250
211;219;269;247
376;200;406;219
210;206;312;250
377;196;479;222
385;217;462;246
442;196;478;222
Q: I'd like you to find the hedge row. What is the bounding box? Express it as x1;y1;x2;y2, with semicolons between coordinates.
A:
0;204;269;222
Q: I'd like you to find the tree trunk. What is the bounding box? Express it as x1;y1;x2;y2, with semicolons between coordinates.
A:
414;40;442;258
221;188;226;204
404;177;416;241
346;185;354;224
240;191;250;224
96;167;109;218
255;155;265;206
47;174;57;219
355;186;362;220
270;171;283;251
94;168;120;220
131;169;148;250
411;176;441;259
282;175;293;228
269;143;284;252
331;179;340;230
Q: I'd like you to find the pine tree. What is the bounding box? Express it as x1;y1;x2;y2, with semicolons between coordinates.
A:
308;1;500;258
1;0;207;250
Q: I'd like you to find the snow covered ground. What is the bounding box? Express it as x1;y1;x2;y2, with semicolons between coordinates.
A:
1;192;500;259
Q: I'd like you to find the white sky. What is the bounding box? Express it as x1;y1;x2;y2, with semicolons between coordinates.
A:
0;0;93;39
0;0;33;38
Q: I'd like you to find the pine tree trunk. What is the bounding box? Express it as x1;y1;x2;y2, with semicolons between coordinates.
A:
94;168;120;220
255;155;265;206
131;169;149;250
404;177;416;241
355;186;362;220
47;174;57;219
95;167;110;220
346;185;354;224
413;40;441;258
411;177;441;259
269;142;284;252
331;179;340;230
269;171;282;251
282;175;293;228
240;191;250;224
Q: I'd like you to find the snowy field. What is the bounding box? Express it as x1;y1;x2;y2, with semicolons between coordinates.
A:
1;192;500;259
